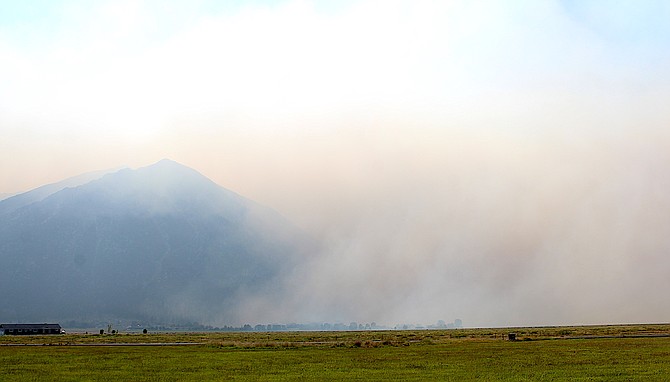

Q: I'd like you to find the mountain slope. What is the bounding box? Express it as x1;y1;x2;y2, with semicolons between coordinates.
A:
0;193;16;201
0;166;124;216
0;160;307;324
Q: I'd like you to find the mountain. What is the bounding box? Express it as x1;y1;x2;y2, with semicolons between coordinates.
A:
0;160;308;325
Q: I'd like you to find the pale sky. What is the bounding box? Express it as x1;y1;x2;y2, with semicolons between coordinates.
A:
2;0;670;327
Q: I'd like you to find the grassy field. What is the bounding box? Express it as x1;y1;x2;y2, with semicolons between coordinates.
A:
2;324;670;381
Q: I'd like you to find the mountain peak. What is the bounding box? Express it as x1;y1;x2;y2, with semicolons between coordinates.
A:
141;159;195;173
153;158;185;167
137;159;207;179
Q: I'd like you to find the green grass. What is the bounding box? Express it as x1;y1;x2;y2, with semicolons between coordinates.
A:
2;326;670;381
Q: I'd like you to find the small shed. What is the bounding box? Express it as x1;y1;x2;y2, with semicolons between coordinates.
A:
0;323;63;335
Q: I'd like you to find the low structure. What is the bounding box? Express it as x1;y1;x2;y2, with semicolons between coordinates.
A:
0;323;63;335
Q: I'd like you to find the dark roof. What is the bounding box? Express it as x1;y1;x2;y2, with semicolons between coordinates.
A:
0;323;61;329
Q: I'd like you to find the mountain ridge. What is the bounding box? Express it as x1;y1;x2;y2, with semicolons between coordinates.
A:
0;166;125;217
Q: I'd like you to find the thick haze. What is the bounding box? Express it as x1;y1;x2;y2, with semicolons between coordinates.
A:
2;0;670;327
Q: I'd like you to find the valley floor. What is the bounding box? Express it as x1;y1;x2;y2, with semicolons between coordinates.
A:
1;325;670;381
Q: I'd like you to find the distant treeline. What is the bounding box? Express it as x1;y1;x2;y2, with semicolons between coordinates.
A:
61;319;463;332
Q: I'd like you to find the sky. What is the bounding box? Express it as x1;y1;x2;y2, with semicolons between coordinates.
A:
2;0;670;327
